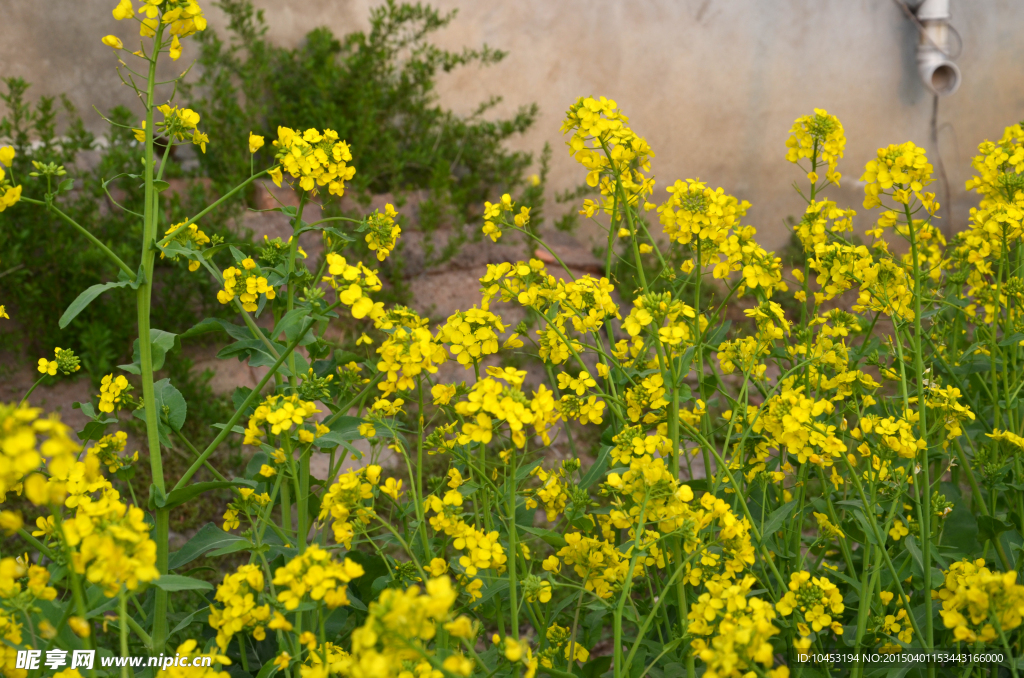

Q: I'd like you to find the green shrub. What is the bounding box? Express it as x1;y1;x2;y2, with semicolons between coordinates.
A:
188;0;540;268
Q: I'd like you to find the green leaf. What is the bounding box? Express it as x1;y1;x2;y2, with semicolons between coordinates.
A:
155;378;187;431
180;317;256;343
169;606;208;638
904;534;925;578
154;480;251;511
579;445;611;490
207;540;253;559
76;417;118;443
152;180;170;193
978;515;1013;542
120;329;178;374
168;522;247;570
150;575;213;592
59;280;131;328
852;509;880;545
518;526;567;549
314;416;365;448
273;307;312;345
758;500;797;545
254;658;279;678
579;656;612;678
202;242;234;261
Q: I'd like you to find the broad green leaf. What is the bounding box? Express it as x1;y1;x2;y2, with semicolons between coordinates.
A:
904;534;925;578
518;526;567;549
150;575;213;592
579;445;611;490
59;280;131;328
978;515;1013;542
155;378;187;431
168;523;246;570
154;480;251;511
314;416;365;448
273;307;312;342
254;658;279;678
76;417;118;443
758;500;797;545
120;329;178;374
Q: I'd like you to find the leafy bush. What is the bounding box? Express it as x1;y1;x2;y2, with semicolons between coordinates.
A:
187;0;540;266
0;78;232;372
6;4;1024;678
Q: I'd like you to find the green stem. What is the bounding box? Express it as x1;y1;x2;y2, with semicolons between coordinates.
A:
138;22;169;653
904;200;934;654
174;303;340;490
21;197;137;280
507;444;520;641
155;169;271;248
119;590;131;678
18;375;46;408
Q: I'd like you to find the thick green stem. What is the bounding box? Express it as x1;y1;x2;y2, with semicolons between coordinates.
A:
136;23;170;653
119;590;131;678
904;201;934;653
507;445;520;641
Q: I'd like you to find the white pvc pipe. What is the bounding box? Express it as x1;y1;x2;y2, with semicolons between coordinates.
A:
915;0;961;96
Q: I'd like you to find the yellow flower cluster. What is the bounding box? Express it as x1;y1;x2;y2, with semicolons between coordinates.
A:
273;544;364;611
878;591;914;644
221;487;271;531
965;122;1024;201
936;559;1024;643
658;179;750;250
271;127;355;196
785;108;845;185
208;564;270;650
363;204;400;260
112;0;207;42
98;373;131;413
243;394;323;446
37;347;81;377
376;312;447;396
322;254;384;320
162;222;210;271
562;96;654;216
752;389;845;467
481;193;529;242
217;257;276;312
133;105;207;152
861;141;936;212
0;147;20;213
689;576;787;678
318;466;381;548
0;608;24;678
342;577;466;678
453;369;559;448
62;491;159;596
793;199;855;254
552;532;630;602
776;571;845;636
437;307;506;367
0;556;57;602
0;403;79;505
153;641;230;678
89;431;138;474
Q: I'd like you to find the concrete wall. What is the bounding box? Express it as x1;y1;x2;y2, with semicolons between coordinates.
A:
3;0;1023;250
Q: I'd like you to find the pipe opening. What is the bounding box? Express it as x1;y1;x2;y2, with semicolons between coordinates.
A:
929;63;959;95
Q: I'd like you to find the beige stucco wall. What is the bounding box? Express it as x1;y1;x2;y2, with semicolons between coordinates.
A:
3;0;1023;250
